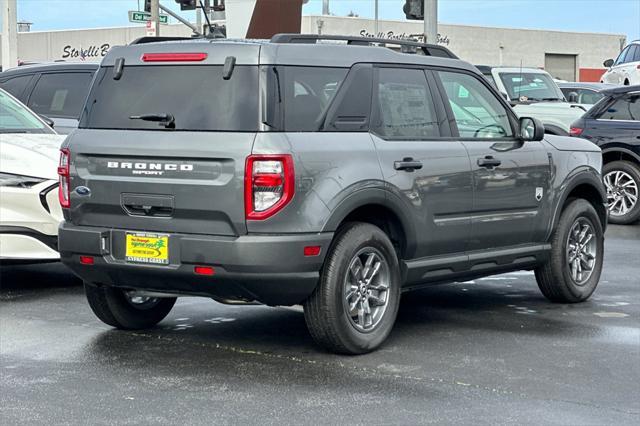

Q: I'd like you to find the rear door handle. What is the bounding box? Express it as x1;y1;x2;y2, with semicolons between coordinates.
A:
394;158;423;172
477;156;501;168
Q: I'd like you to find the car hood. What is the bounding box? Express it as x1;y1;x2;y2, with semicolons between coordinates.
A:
0;133;66;179
544;134;601;152
513;102;589;117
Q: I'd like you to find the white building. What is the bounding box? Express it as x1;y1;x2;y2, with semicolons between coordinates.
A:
0;15;626;82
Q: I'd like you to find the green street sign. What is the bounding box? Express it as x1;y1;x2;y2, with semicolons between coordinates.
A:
128;10;169;25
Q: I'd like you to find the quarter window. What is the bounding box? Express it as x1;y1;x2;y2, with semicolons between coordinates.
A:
599;96;640;121
28;72;93;119
373;67;440;139
0;75;32;100
437;71;513;139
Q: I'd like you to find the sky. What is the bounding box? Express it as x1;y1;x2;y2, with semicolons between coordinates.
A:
9;0;640;42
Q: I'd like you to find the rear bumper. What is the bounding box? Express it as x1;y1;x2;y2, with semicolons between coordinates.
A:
58;222;332;305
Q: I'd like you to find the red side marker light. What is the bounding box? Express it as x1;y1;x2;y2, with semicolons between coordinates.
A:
303;246;321;257
79;255;94;265
194;266;215;276
141;52;207;62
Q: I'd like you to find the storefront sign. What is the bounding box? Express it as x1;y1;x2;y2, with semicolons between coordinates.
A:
61;43;111;60
359;29;450;46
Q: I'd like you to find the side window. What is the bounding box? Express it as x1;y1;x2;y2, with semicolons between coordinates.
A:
599;96;640;121
373;67;440;139
614;47;630;66
28;72;93;118
282;67;348;132
623;46;637;64
437;70;514;139
634;45;640;62
0;75;33;100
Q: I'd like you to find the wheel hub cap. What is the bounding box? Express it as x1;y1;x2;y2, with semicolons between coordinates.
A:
343;248;390;332
603;170;638;217
566;218;597;286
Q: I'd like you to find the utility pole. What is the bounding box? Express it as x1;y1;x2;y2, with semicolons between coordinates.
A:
150;0;160;36
322;0;329;15
374;0;379;36
424;0;437;44
1;0;18;70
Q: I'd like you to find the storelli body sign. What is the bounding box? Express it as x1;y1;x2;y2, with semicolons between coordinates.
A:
61;43;111;60
359;30;450;45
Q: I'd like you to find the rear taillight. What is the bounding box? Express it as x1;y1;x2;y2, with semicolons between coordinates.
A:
569;127;584;137
245;154;294;220
58;148;70;208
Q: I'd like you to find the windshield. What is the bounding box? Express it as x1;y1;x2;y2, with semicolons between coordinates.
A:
0;90;53;134
80;65;259;131
499;72;565;102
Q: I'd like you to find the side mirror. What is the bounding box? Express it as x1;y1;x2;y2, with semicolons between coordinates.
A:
38;114;54;128
603;59;614;68
567;92;579;103
519;117;545;141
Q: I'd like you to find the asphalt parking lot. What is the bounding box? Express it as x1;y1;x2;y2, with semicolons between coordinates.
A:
1;225;638;425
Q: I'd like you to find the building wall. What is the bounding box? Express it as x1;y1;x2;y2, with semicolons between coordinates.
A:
302;16;626;81
0;16;626;82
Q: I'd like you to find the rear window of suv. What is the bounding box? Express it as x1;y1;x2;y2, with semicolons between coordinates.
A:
80;65;259;131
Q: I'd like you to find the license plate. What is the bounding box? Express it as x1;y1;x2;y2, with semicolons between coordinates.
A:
125;232;169;265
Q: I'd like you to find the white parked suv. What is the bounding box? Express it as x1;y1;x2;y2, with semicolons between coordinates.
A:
601;40;640;86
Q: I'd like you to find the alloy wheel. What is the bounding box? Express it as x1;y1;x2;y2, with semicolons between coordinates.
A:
343;247;391;332
603;170;638;217
565;218;597;285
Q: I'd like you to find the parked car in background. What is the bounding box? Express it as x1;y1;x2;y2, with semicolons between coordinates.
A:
558;82;617;105
0;88;65;262
601;40;640;86
0;62;98;134
476;66;587;135
571;85;640;224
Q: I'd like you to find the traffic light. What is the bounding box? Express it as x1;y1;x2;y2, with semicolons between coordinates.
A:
175;0;197;11
403;0;424;20
144;0;152;13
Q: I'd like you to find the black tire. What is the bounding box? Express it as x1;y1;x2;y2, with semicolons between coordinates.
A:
303;222;401;355
84;282;176;329
535;199;604;303
603;160;640;225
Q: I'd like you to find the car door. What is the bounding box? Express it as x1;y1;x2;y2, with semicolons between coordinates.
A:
608;46;631;84
434;69;551;252
620;45;638;84
26;71;93;134
370;66;473;262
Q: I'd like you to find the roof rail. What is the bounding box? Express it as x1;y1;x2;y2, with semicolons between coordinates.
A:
270;33;458;59
130;36;199;45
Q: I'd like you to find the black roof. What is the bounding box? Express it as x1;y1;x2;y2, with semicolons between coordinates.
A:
0;61;99;77
601;85;640;96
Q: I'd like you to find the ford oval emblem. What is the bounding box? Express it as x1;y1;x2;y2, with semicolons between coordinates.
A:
75;186;91;196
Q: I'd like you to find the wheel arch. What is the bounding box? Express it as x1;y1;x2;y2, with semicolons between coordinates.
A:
548;172;608;240
601;147;640;166
322;188;416;260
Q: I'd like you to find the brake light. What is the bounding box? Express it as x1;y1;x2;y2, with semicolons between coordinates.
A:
245;154;294;220
569;127;584;137
141;52;207;62
58;148;70;208
194;265;215;276
79;255;94;265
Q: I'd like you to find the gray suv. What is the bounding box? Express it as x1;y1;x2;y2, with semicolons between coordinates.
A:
59;35;607;354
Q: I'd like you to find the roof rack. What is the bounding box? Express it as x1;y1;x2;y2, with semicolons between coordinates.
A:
130;36;198;45
270;34;458;59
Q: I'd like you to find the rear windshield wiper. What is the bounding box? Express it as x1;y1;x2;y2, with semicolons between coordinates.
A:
129;113;175;129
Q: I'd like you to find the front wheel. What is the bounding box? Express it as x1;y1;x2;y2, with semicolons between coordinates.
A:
303;222;401;354
535;199;604;303
85;283;176;329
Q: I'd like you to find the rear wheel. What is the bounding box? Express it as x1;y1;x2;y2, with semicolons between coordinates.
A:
603;160;640;225
535;199;604;303
85;283;176;329
303;222;401;354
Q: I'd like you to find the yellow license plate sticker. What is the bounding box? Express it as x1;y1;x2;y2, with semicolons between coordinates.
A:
126;233;169;265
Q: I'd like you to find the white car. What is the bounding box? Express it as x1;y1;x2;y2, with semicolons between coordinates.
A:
0;88;66;262
601;40;640;86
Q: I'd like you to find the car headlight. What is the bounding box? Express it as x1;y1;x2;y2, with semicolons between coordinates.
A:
0;172;47;188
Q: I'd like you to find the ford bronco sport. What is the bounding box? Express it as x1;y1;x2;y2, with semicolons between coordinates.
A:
59;34;607;354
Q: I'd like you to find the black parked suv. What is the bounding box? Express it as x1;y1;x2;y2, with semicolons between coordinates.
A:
59;35;607;354
0;62;98;134
571;85;640;224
